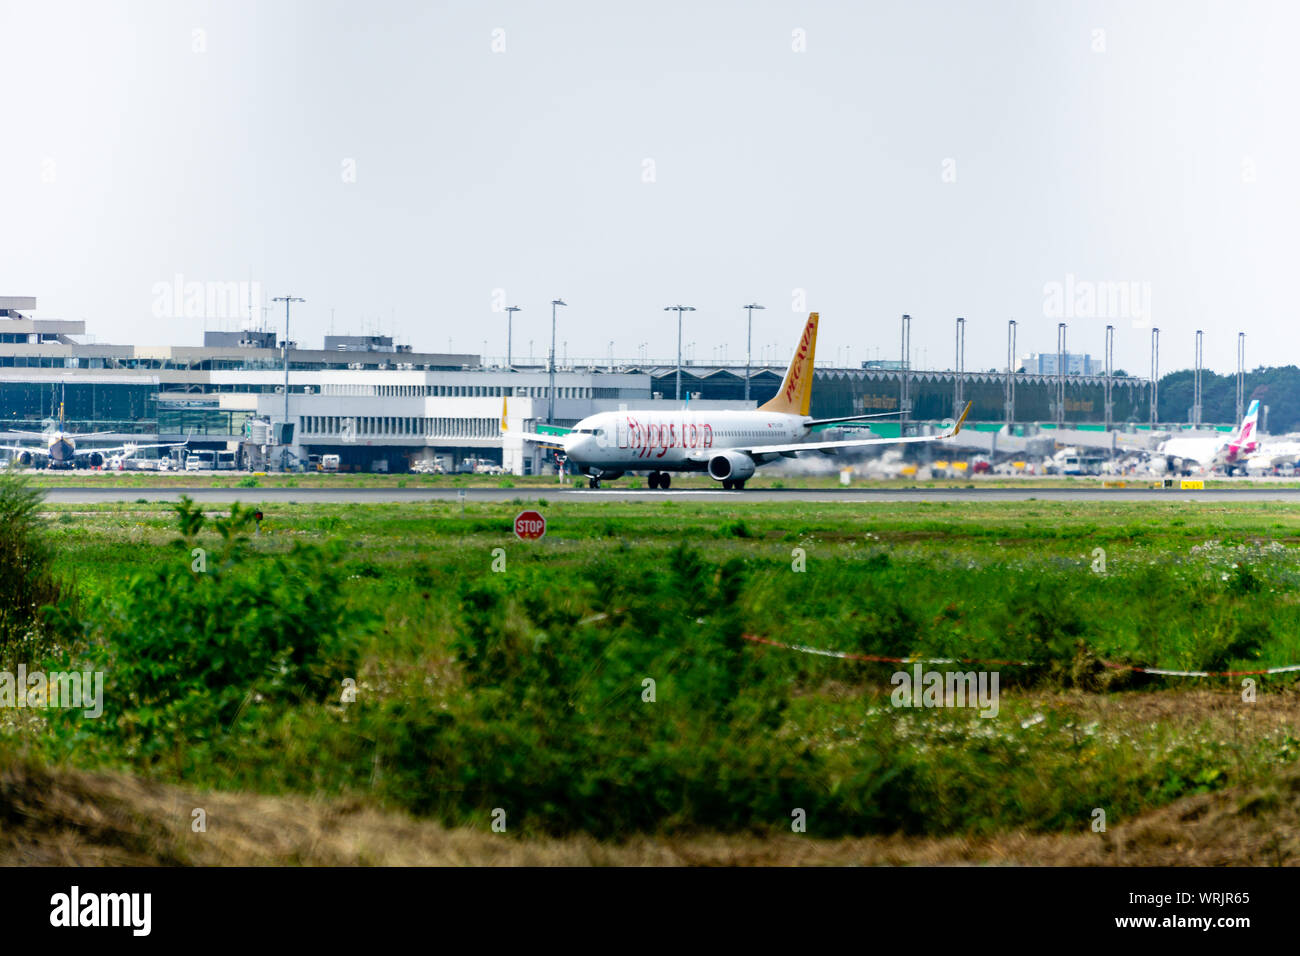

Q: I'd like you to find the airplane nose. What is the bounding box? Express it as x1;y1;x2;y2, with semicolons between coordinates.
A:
567;434;599;459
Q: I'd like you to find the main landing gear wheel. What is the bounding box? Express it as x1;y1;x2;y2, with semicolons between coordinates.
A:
647;473;660;489
722;478;733;490
659;473;670;489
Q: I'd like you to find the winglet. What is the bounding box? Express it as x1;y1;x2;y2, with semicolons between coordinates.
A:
947;401;972;437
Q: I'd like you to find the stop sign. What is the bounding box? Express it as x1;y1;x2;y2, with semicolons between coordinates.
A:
514;510;546;540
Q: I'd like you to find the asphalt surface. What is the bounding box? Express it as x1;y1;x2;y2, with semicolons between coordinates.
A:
35;485;1300;504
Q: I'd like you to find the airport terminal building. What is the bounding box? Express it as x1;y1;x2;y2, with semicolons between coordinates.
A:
0;297;777;473
0;296;1158;473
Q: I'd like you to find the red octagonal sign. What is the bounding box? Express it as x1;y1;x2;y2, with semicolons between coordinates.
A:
514;510;546;540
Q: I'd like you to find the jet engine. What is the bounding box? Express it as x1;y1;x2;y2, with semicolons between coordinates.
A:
708;451;756;483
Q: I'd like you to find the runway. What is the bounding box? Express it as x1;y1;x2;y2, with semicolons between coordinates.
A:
36;485;1300;504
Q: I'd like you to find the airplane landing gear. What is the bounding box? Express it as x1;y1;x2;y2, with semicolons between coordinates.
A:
647;472;670;489
588;476;601;489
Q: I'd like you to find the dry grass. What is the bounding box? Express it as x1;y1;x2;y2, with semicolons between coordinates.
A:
2;752;1298;866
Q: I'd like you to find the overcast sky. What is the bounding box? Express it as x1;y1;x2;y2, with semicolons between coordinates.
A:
2;0;1295;374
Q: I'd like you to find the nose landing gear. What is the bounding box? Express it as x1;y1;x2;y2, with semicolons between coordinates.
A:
647;472;671;489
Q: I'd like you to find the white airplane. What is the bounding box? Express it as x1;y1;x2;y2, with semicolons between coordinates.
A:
1158;399;1260;476
1;402;187;470
1244;433;1300;474
503;312;971;489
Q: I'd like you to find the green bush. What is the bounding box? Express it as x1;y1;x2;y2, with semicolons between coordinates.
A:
0;470;72;663
381;542;904;837
52;496;366;761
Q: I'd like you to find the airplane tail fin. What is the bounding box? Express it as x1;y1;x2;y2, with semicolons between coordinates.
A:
758;312;818;417
1227;399;1261;457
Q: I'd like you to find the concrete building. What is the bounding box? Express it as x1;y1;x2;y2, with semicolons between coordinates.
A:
0;297;752;474
1021;351;1104;376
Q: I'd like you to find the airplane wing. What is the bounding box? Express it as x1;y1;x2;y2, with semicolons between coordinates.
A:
80;440;188;457
741;402;971;455
505;431;568;447
0;444;50;458
804;411;903;427
500;396;570;448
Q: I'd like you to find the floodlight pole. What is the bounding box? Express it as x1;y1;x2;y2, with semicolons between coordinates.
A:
548;298;566;424
272;295;304;439
665;305;696;400
743;303;765;401
505;305;521;368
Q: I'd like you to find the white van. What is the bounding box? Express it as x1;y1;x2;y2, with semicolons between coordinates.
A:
186;451;216;471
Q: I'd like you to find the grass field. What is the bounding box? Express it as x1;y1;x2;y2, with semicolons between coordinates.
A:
6;489;1300;862
19;468;1300;491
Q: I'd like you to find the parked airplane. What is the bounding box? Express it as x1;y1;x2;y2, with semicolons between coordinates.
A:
1158;399;1260;475
1243;433;1300;474
1;403;187;470
503;312;971;488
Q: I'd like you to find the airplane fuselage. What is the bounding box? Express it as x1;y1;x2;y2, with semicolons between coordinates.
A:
562;408;812;474
48;432;77;467
1161;435;1257;472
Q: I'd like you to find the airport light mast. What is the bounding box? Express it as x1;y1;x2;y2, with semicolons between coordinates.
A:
1004;319;1016;426
548;298;566;424
505;305;521;368
272;295;304;464
743;303;764;401
1150;327;1160;427
1055;321;1067;426
1236;332;1246;424
954;316;965;420
665;305;696;401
